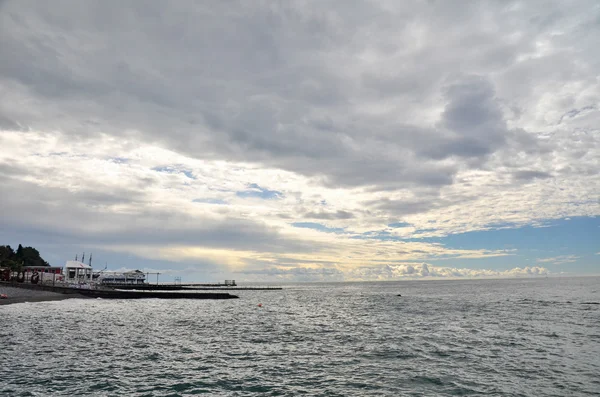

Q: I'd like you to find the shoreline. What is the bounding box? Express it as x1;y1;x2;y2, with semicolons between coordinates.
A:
0;282;239;303
0;294;87;306
0;285;87;306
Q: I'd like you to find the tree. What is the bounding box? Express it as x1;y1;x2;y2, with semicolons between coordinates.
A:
3;259;22;271
0;245;19;270
0;244;49;268
21;246;49;267
0;245;14;262
15;244;24;259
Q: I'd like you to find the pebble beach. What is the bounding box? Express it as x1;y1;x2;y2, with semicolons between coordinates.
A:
0;285;81;305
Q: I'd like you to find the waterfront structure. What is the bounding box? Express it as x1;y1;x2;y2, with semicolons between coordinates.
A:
4;257;249;291
0;267;9;281
64;260;93;283
23;266;63;284
96;270;146;285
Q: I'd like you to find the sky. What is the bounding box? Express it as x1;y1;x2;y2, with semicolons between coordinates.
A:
0;0;598;282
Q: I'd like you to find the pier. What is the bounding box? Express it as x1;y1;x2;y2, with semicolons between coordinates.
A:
0;281;238;300
103;283;282;291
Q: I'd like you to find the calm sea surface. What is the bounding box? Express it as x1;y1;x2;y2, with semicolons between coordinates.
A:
1;277;599;396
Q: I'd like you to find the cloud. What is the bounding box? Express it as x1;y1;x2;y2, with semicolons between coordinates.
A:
192;198;227;205
303;210;354;220
238;263;549;282
0;1;599;279
512;170;553;181
0;0;579;191
558;105;597;124
0;174;315;254
536;255;579;265
237;266;345;283
345;263;549;280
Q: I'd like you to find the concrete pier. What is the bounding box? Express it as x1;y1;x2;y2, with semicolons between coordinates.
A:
104;284;282;291
0;281;238;303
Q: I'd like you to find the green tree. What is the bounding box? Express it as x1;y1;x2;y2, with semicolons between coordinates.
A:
21;246;49;267
0;245;19;270
3;259;22;271
0;245;14;262
1;244;49;269
15;244;24;260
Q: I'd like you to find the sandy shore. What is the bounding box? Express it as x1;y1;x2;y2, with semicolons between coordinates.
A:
0;285;85;306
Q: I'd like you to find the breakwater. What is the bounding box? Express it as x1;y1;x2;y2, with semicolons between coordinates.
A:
0;281;238;301
103;283;282;291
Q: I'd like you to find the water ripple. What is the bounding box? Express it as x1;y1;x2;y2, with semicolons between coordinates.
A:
1;277;599;396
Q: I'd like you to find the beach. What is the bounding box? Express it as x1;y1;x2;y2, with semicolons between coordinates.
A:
0;285;84;306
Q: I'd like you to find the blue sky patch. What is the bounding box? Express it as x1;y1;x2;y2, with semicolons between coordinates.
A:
236;183;283;200
152;165;196;180
291;222;345;234
423;216;599;272
388;222;411;228
181;170;195;179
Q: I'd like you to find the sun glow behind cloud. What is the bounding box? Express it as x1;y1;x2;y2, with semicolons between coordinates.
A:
1;129;597;279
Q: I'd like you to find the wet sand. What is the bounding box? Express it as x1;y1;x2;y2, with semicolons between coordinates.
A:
0;286;85;306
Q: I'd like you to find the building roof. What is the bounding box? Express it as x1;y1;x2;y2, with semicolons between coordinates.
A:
23;266;62;269
64;260;92;269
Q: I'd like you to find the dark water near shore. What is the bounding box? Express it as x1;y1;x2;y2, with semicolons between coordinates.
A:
1;277;599;396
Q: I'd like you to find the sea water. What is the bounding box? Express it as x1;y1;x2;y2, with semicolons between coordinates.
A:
1;277;599;396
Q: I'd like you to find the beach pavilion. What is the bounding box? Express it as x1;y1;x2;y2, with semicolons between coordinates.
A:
63;260;93;283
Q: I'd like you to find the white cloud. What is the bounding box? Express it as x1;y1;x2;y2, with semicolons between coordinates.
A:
346;264;549;281
536;255;579;265
0;1;598;279
238;263;549;282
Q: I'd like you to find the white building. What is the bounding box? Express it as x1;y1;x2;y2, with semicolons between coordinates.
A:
64;260;93;283
96;270;146;285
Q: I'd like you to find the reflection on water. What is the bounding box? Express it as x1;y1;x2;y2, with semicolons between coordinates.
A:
1;277;599;396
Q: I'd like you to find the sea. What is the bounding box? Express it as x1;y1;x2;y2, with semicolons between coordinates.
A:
1;277;599;396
